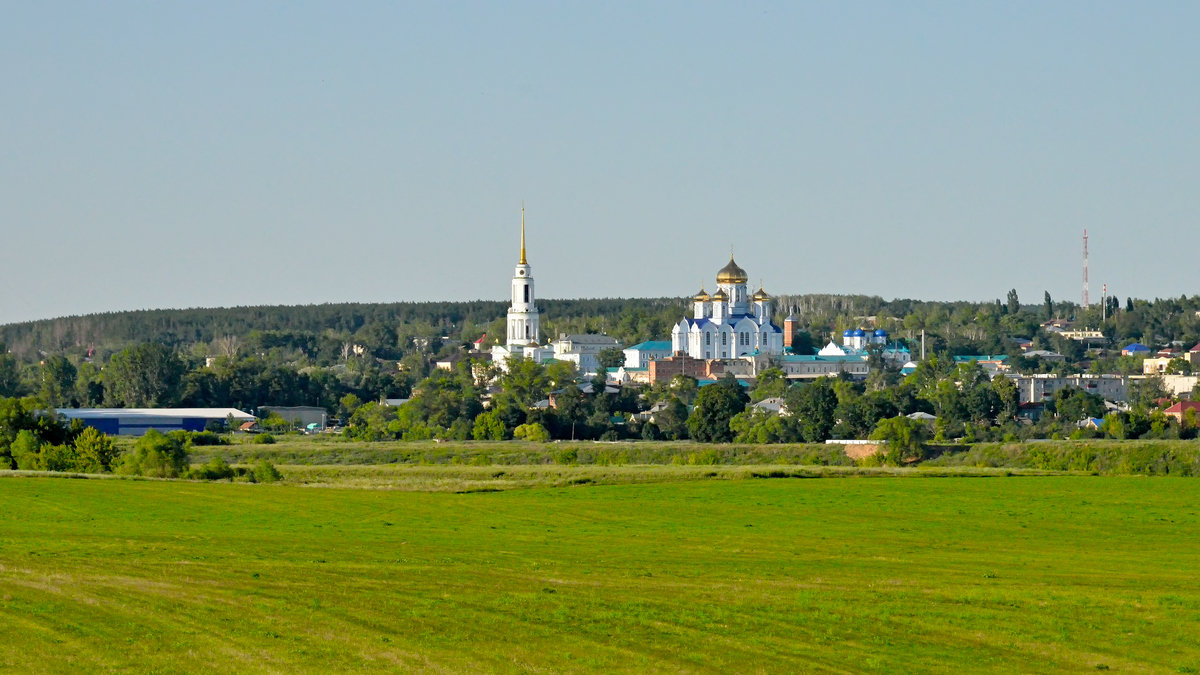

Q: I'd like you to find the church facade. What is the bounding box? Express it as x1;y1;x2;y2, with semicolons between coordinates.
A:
670;256;784;360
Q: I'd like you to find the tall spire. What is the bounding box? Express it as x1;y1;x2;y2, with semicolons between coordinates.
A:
519;203;527;265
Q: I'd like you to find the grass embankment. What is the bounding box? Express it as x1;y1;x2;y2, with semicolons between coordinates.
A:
1;476;1198;673
928;439;1200;475
189;436;857;467
187;436;1200;489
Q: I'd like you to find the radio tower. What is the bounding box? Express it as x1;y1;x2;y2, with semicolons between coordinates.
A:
1081;229;1090;309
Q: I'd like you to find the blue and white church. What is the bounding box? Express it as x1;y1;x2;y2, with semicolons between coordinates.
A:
670;256;784;360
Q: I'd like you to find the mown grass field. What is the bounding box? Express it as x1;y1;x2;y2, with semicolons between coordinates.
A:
3;474;1199;673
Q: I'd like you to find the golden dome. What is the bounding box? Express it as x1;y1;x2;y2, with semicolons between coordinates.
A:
753;286;771;301
711;288;729;300
716;256;748;284
693;288;711;302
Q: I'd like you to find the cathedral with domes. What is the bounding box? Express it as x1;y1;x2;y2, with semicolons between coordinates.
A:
670;256;784;360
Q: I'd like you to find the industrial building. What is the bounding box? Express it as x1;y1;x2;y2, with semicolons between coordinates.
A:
56;408;255;436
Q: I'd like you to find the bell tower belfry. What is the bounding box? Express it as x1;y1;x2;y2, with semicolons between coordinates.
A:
506;205;540;349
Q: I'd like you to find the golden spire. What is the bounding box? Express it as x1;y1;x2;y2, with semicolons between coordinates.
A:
519;203;527;265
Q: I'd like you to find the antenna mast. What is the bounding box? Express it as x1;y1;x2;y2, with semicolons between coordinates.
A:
1081;229;1090;309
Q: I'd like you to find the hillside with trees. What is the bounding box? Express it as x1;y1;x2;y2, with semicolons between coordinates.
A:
2;291;1200;449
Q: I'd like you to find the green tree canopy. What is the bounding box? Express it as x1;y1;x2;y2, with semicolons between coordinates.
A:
105;343;185;407
686;375;749;443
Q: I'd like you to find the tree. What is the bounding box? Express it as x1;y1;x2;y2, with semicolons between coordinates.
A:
871;416;930;465
1052;386;1105;423
785;377;839;442
654;397;690;440
991;375;1019;422
687;375;749;442
73;426;119;472
38;355;77;408
751;368;787;402
1007;289;1020;316
498;357;550;409
669;375;699;406
595;347;625;371
1128;376;1169;413
104;343;185;407
0;345;23;398
1166;358;1193;375
338;393;363;420
472;410;508;440
1043;291;1053;321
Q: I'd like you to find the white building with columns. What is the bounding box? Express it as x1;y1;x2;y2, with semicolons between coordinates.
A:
670;256;784;360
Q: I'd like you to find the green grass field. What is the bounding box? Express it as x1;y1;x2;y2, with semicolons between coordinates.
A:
3;474;1199;673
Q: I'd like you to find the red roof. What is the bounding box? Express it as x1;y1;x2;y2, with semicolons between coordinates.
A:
1191;343;1200;353
1164;401;1200;414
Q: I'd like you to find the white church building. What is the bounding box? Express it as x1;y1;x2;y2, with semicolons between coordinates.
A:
490;208;618;373
491;208;553;368
670;256;784;360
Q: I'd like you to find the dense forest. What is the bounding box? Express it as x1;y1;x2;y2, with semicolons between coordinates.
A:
4;291;1200;365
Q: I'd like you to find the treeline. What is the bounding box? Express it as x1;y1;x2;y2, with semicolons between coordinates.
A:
0;298;687;364
6;292;1200;371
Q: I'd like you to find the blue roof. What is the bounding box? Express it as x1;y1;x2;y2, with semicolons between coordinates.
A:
698;379;752;388
874;329;888;336
628;340;672;351
851;329;865;337
1123;343;1151;352
842;329;854;337
782;354;868;363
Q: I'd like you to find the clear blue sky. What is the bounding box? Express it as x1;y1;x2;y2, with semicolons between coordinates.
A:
2;2;1197;325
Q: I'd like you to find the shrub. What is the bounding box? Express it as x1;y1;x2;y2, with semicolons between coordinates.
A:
187;431;228;446
513;422;550;443
251;460;282;483
116;430;189;478
187;456;237;481
253;433;277;445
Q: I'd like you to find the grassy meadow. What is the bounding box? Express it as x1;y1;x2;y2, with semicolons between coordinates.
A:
2;473;1199;673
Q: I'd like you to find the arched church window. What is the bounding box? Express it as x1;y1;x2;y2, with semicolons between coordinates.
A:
524;286;530;303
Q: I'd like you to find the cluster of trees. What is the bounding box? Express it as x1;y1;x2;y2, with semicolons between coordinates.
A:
0;397;116;472
348;358;643;442
0;396;280;480
0;341;411;415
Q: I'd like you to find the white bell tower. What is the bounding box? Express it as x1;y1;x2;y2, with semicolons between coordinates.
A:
507;206;540;349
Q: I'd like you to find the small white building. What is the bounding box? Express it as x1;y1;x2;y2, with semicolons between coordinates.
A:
623;340;673;368
550;333;621;374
